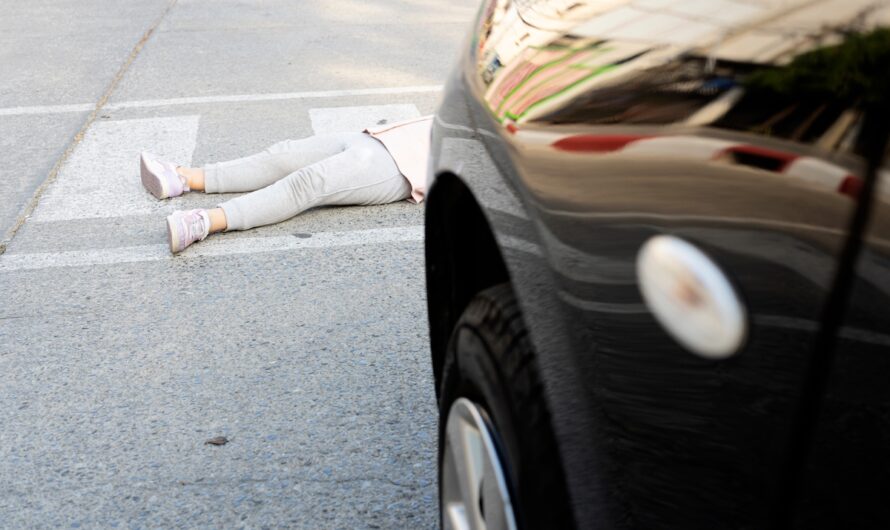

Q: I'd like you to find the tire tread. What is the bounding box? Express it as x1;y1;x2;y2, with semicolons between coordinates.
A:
439;283;574;529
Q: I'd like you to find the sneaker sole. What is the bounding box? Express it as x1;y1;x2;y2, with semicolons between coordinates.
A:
141;154;169;200
166;215;181;253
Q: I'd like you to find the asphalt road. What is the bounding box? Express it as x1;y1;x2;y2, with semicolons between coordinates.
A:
0;1;477;527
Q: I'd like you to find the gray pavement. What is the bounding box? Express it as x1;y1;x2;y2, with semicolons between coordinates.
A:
0;1;477;527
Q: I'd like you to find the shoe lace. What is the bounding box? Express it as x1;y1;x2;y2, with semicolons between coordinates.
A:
187;212;207;240
177;172;190;193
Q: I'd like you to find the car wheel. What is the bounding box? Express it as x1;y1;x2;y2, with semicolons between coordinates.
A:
439;283;574;530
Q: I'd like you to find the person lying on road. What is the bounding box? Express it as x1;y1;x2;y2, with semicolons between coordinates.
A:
139;115;432;253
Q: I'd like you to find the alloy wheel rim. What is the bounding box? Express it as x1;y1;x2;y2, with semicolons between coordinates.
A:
441;397;517;530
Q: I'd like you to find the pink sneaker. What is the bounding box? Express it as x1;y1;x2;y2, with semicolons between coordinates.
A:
166;209;210;253
141;152;188;199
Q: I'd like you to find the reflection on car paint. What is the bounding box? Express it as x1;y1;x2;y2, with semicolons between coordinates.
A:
428;0;890;527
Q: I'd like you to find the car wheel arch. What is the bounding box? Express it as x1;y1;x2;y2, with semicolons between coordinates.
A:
425;170;512;398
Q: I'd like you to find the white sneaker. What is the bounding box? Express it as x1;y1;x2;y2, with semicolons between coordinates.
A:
141;152;188;199
166;209;210;253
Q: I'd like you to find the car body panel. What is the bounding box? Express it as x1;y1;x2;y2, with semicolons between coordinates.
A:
427;1;890;527
793;166;890;527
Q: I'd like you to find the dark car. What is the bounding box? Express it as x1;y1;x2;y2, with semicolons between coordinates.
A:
424;1;890;529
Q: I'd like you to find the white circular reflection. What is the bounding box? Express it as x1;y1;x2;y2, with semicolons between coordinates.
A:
636;235;747;359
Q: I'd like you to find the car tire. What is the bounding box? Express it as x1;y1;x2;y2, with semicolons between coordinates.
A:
438;283;574;530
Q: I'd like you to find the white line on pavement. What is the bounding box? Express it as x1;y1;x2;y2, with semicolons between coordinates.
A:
31;115;200;222
0;103;96;116
310;104;420;135
0;85;443;117
0;226;423;272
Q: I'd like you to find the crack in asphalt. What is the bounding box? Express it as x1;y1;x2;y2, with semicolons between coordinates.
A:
0;0;179;256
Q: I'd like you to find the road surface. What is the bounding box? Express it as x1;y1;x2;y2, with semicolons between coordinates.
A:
0;1;477;527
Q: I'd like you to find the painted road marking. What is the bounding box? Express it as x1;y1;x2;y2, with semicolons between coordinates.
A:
0;226;423;272
30;116;200;223
310;104;420;135
0;85;442;117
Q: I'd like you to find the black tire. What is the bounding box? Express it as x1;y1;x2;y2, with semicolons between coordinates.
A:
439;283;575;529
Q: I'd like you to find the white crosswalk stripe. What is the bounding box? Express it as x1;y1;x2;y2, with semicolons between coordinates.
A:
31;116;200;222
0;226;423;272
310;104;420;135
0;85;442;117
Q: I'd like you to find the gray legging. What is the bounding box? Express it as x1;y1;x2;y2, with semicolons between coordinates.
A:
203;132;410;231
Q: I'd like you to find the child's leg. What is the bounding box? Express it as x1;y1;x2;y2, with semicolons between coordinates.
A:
207;208;228;233
219;133;410;231
200;133;355;194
